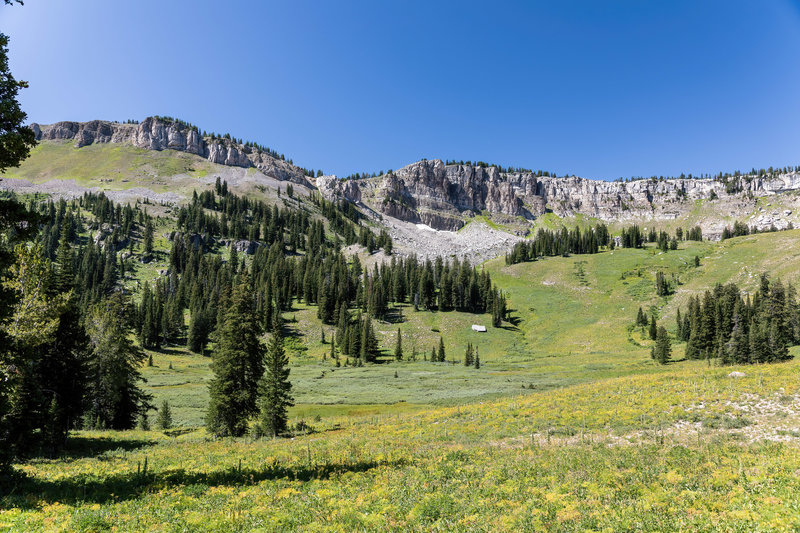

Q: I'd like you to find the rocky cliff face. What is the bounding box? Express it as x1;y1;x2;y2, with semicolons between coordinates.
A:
32;117;311;185
317;159;800;234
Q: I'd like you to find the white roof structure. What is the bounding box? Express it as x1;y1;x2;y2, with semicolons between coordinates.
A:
471;325;487;332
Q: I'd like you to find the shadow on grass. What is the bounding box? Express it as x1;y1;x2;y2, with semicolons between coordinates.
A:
2;458;406;509
148;345;186;356
382;307;406;324
45;435;156;461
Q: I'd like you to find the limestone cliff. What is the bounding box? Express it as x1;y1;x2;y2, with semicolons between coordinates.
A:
32;117;311;185
317;159;800;235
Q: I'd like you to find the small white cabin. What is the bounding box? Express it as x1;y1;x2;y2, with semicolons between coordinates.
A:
471;325;487;332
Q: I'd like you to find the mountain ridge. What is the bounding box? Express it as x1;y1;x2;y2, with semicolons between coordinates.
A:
10;116;800;246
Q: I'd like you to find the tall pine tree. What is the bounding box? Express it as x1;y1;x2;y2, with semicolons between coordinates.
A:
206;274;265;437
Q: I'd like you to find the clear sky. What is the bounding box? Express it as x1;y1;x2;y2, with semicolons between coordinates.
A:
3;0;800;179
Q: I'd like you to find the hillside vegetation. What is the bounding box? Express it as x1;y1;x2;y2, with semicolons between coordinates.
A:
3;143;800;530
4;355;800;531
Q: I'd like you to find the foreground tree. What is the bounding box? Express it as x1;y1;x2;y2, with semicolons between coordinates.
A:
258;326;293;437
0;19;37;173
206;274;265;437
85;292;151;429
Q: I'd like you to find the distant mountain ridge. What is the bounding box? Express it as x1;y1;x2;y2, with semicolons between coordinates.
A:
31;117;312;185
317;159;800;235
16;116;800;241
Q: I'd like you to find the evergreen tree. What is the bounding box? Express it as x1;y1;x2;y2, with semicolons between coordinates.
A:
258;326;293;437
653;326;672;364
156;399;172;430
649;316;658;340
464;343;474;366
85;293;152;430
143;218;154;256
438;337;446;363
394;328;403;361
206;274;265;437
474;347;480;369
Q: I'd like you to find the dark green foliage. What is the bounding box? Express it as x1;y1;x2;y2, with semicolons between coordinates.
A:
143;218;154;255
394;328;403;361
259;326;293;437
635;307;648;327
464;343;474;366
0;32;37;173
677;275;797;365
506;223;610;265
206;275;265;437
655;271;672;296
156;399;172;430
438;337;446;363
654;326;672;364
85;293;152;430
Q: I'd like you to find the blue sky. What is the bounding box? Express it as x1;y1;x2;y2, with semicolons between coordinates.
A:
3;0;800;179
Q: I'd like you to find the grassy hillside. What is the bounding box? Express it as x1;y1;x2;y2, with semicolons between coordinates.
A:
1;141;216;191
5;354;800;531
136;230;800;431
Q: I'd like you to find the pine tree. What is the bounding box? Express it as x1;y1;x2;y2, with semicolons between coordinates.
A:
206;274;265;437
649;316;658;340
474;347;480;369
143;218;154;256
258;326;293;437
438;337;445;362
685;328;702;360
394;328;403;361
85;293;152;430
156;399;173;430
653;326;672;364
464;343;474;366
636;307;646;327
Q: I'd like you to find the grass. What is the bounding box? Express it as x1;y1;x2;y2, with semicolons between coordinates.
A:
6;147;800;529
1;141;217;194
136;230;800;429
6;355;800;531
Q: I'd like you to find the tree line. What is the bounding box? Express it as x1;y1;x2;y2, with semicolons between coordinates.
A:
505;224;703;266
676;275;798;365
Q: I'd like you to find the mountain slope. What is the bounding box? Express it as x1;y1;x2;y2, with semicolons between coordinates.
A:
4;116;800;260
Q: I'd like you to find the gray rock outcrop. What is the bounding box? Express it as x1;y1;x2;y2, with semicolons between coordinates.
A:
317;159;800;233
32;117;311;186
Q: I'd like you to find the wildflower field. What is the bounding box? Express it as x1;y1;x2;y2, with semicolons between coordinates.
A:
4;355;800;532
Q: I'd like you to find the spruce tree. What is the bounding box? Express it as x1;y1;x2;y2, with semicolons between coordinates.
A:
85;293;152;430
649;316;657;341
206;274;265;437
438;337;445;362
156;399;172;430
464;343;474;366
394;328;403;361
654;326;672;364
258;326;293;437
474;347;480;369
143;218;154;256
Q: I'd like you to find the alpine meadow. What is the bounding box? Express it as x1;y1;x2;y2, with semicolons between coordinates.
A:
3;1;800;531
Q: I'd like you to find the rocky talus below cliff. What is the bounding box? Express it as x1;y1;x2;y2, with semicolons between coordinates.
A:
317;159;800;237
